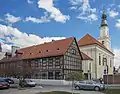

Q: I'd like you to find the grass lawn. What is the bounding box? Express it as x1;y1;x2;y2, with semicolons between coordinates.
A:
102;89;120;94
36;91;77;94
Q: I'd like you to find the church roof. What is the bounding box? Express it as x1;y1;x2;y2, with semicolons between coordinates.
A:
81;52;92;60
78;34;114;55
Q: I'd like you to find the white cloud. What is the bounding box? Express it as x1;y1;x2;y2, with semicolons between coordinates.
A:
115;19;120;29
1;43;11;52
69;0;98;22
70;0;82;5
0;24;65;52
37;0;70;23
27;0;33;4
77;13;98;21
25;16;50;23
5;13;21;24
25;12;50;23
114;48;120;68
108;10;119;18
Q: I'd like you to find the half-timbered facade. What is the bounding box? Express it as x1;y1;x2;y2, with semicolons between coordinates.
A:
0;37;82;80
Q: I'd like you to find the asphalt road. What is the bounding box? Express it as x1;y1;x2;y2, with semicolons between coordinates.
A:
0;86;104;94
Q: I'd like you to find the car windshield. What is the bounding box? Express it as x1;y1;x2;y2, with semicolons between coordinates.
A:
79;81;85;83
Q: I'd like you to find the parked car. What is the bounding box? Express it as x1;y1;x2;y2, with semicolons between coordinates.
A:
3;78;14;84
74;80;105;91
22;79;36;87
0;79;10;89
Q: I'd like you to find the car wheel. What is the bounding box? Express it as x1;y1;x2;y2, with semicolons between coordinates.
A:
75;86;80;90
94;86;100;91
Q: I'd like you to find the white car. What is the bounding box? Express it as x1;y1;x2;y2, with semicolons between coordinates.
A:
25;79;36;87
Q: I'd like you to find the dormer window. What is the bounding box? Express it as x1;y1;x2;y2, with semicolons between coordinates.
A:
30;53;33;55
57;48;59;50
46;50;48;52
39;51;41;53
102;41;104;45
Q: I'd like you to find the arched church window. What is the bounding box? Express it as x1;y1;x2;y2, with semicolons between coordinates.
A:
99;54;101;65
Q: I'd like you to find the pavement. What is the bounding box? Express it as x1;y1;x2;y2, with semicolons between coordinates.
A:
0;85;104;94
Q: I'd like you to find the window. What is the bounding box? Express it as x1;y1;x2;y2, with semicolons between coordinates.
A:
102;41;104;45
104;58;107;66
48;58;53;66
89;63;91;71
42;73;47;79
103;56;107;66
55;71;61;80
71;49;76;55
79;81;85;84
42;59;47;67
55;61;60;66
86;81;93;84
99;54;101;65
48;72;53;79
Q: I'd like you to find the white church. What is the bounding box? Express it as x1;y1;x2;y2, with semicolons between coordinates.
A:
78;12;114;79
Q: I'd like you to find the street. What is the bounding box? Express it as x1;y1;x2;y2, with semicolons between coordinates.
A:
0;86;104;94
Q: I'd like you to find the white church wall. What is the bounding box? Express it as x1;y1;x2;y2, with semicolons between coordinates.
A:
96;45;114;78
79;45;96;79
82;60;92;73
80;44;114;79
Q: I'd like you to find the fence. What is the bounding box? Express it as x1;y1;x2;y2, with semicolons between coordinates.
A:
103;74;120;84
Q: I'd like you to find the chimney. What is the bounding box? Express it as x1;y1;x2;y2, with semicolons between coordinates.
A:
52;40;55;42
5;52;12;58
15;50;23;57
11;46;20;56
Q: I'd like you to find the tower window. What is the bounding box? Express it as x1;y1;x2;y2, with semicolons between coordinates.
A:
102;41;104;45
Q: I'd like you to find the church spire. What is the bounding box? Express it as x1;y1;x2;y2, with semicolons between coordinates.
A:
101;11;108;27
98;11;111;51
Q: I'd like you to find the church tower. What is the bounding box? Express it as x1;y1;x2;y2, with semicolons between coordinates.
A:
98;11;111;50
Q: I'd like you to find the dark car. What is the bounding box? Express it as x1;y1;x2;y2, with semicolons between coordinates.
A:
3;78;14;84
0;79;10;89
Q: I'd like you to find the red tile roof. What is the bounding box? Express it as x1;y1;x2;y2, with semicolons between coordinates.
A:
78;34;114;55
0;37;77;62
81;52;92;60
19;37;75;60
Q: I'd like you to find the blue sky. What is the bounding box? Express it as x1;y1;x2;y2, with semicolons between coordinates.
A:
0;0;120;67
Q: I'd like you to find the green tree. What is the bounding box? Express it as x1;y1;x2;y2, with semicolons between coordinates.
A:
66;71;84;94
66;71;84;81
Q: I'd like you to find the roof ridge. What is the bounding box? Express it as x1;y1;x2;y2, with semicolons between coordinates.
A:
19;37;75;51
